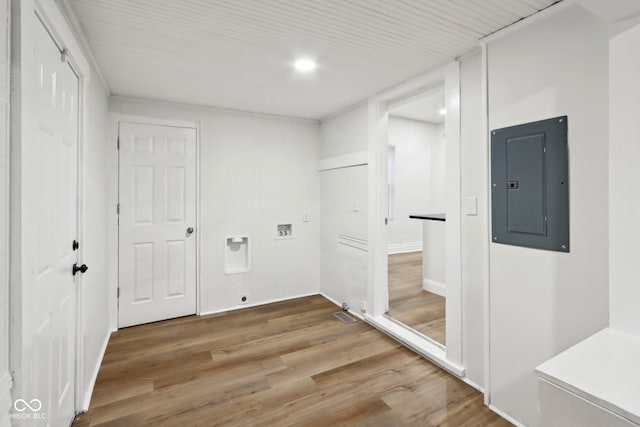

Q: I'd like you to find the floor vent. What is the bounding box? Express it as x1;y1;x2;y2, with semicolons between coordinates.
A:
333;311;357;324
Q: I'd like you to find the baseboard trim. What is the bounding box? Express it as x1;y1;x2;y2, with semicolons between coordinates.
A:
80;329;111;412
461;376;483;393
0;371;13;427
319;292;365;320
488;404;526;427
388;241;422;255
199;292;320;317
423;278;447;297
364;314;465;377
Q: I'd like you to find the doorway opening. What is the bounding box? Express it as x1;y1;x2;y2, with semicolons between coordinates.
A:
366;62;463;376
386;87;447;349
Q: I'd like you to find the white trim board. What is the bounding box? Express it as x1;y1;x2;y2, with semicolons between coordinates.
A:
387;241;422;254
338;234;368;252
319;151;368;171
364;314;465;377
423;278;446;297
110;95;319;125
367;60;463;368
199;292;320;317
0;1;10;424
488;404;527;427
480;41;492;407
0;371;12;427
203;293;367;322
56;0;109;95
34;0;90;78
118;116;199;130
80;330;110;412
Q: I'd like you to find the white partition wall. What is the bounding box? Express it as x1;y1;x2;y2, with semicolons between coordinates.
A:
318;104;369;312
609;19;640;338
485;5;610;425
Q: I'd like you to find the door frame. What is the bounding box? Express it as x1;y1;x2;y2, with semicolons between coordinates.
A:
114;116;202;327
365;61;464;372
10;0;92;415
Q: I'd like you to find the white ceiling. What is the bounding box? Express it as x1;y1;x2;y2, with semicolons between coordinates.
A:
68;0;559;120
389;88;445;124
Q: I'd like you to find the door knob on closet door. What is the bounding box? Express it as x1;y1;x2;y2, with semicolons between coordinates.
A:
73;263;88;276
186;227;194;235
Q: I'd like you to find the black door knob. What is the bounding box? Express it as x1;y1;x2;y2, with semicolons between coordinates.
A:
73;263;88;276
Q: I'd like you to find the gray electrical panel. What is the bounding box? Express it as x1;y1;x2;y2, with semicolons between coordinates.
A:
491;116;569;252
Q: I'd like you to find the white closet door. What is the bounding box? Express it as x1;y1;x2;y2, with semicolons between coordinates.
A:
31;19;79;427
118;122;197;328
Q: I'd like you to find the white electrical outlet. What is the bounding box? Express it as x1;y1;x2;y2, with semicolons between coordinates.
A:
303;211;310;222
239;293;250;304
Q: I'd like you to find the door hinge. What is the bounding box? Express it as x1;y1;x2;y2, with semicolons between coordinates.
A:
117;137;120;150
72;240;79;251
117;288;120;298
117;203;120;214
385;217;388;225
61;49;70;64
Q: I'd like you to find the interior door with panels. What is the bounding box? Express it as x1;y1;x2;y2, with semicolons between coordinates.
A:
30;18;80;427
118;122;197;328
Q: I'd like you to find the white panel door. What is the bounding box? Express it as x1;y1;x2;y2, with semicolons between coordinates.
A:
118;123;197;328
31;20;79;427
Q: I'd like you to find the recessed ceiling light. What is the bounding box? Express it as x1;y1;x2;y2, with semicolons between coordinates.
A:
438;108;447;115
294;58;316;72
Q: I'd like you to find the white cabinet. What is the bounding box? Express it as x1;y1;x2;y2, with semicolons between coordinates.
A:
536;328;640;427
538;378;636;427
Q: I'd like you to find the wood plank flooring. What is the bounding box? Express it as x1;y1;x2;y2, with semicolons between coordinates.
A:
388;251;446;345
74;295;509;426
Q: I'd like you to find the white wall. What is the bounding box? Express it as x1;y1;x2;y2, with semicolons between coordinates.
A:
79;61;110;408
487;6;609;426
319;104;368;311
0;0;10;425
609;20;640;337
459;51;486;388
109;97;321;315
387;117;444;249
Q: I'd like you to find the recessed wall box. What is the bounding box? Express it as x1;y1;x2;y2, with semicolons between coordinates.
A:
276;224;293;239
491;116;569;252
224;236;250;274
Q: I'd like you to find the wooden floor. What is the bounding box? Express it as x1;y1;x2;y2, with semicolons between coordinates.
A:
388;251;446;345
74;295;509;426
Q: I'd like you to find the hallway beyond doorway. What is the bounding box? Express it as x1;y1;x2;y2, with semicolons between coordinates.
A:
388;252;446;345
